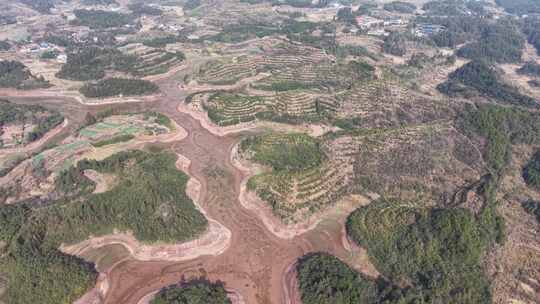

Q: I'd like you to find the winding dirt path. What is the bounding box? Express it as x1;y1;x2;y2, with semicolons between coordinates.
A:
0;66;377;304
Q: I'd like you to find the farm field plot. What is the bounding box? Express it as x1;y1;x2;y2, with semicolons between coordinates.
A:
0;112;175;204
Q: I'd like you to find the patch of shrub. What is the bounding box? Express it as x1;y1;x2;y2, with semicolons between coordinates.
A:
71;9;133;29
521;17;540;55
240;133;323;172
383;32;407;56
0;40;11;51
0;60;50;89
0;99;63;143
40;49;59;60
91;134;135;147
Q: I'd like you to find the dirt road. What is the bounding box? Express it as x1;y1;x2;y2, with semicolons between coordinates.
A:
0;66;375;304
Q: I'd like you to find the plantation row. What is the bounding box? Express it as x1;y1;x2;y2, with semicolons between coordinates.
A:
57;46;185;82
241;133;355;222
198;57;258;85
202;91;338;126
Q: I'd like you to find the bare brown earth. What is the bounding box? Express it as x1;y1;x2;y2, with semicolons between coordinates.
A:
0;67;379;304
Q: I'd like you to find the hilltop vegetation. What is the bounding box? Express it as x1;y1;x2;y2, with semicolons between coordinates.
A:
437;60;537;108
496;0;540;14
71;9;133;29
57;47;185;81
18;0;54;13
79;78;159;98
0;151;207;304
456;19;525;63
151;280;231;304
56;47;136;81
346;200;493;304
240;133;323;172
459;104;540;172
297;253;378;304
383;1;416;13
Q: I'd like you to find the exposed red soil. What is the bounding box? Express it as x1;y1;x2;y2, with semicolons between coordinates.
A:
0;66;379;304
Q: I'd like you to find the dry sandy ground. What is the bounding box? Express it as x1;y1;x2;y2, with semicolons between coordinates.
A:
0;88;161;106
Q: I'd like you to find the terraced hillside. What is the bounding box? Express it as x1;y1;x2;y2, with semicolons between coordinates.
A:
200;90;337;126
197;56;258;85
352;124;486;206
241;133;353;222
336;78;453;128
118;44;185;77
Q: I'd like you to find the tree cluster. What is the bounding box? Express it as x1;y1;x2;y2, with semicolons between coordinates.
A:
151;280;231;304
437;60;537;108
79;78;159;98
0;151;208;304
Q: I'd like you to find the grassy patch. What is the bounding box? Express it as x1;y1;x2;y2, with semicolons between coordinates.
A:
91;134;135;147
240;133;323;172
